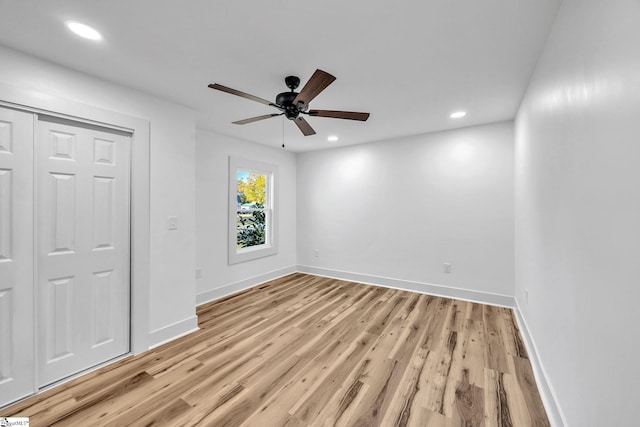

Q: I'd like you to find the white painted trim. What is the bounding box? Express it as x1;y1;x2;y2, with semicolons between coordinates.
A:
196;265;297;306
513;298;567;427
296;265;515;308
148;316;199;350
129;121;151;355
0;82;151;355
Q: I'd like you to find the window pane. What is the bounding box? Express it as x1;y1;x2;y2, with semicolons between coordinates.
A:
237;170;267;249
228;156;278;265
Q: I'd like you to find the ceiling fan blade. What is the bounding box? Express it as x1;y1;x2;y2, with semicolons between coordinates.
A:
308;110;370;121
292;69;336;106
232;113;282;125
208;83;273;106
294;117;316;136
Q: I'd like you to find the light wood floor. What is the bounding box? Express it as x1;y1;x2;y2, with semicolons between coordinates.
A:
3;273;549;426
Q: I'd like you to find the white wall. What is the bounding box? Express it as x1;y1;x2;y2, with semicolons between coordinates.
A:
195;129;297;303
0;46;197;348
515;0;640;425
297;122;515;302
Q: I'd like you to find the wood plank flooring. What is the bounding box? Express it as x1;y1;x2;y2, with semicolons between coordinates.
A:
2;273;550;426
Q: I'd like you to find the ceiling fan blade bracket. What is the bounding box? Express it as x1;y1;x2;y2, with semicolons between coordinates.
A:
295;101;309;112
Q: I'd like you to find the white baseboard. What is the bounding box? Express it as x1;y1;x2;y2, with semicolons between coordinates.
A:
513;298;567;427
196;265;297;306
148;315;199;349
297;265;515;308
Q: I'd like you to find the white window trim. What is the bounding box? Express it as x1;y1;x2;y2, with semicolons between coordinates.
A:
228;156;278;264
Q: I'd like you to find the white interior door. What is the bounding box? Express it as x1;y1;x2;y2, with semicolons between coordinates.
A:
0;107;35;407
37;116;131;387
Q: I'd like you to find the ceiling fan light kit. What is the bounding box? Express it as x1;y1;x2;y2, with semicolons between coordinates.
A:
208;69;370;137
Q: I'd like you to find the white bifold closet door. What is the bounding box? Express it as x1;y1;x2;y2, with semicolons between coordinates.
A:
0;107;35;407
37;116;131;387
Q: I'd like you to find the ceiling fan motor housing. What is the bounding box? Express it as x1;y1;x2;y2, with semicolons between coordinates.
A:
276;90;305;120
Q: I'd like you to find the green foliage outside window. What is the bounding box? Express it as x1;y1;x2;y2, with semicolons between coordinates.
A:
237;172;267;249
237;173;266;204
237;207;266;248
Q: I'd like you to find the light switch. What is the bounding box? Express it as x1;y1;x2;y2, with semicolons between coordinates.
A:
168;216;178;230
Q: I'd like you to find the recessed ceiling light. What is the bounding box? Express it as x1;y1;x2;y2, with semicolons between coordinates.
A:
65;21;102;41
327;135;339;142
450;111;467;119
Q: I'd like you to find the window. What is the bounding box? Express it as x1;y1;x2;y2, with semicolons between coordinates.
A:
228;156;278;264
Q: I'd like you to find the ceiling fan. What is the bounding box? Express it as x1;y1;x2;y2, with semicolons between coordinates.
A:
208;69;370;136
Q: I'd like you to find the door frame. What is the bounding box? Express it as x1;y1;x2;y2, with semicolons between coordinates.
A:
0;82;151;358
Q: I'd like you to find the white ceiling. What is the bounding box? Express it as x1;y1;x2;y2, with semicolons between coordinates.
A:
0;0;560;152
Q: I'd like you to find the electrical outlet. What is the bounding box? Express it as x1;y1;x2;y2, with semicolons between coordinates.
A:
314;249;320;258
443;263;452;274
525;288;529;304
168;216;178;230
195;268;202;279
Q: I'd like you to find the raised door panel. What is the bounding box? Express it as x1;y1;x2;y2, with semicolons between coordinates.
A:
0;107;35;407
0;119;13;153
43;276;74;363
93;176;114;250
0;289;13;384
0;169;12;261
49;172;76;254
92;270;114;347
